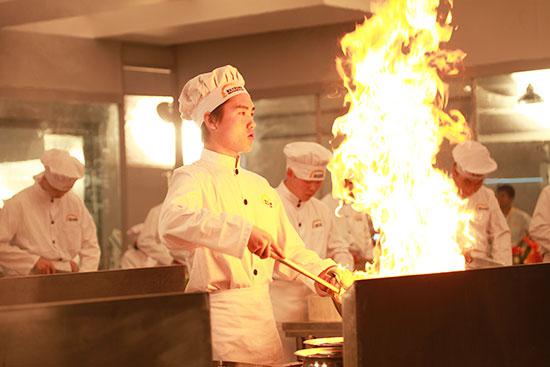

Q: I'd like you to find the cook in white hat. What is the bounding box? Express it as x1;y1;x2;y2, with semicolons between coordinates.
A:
179;65;249;126
272;141;353;362
120;171;189;270
159;66;342;365
41;148;85;194
452;140;497;196
284;141;332;182
0;149;100;276
451;141;512;269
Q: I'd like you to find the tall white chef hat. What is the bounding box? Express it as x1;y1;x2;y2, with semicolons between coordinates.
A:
178;65;249;126
284;142;332;181
452;140;497;180
41;149;85;191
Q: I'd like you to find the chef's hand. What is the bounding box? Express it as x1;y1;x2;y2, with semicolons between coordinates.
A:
70;261;79;273
247;226;285;260
33;257;56;274
463;250;473;264
315;266;340;297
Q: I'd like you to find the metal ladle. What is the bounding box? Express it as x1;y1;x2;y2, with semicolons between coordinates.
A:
273;256;344;316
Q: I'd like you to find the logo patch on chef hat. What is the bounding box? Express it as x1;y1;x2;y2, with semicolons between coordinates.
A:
312;219;323;228
66;214;79;222
309;170;325;180
221;82;245;98
262;194;273;208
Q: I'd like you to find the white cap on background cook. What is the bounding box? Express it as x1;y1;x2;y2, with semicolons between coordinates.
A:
284;142;332;181
41;149;84;191
452;140;497;180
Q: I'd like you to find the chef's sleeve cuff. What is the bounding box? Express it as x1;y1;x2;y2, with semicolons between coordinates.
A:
229;220;253;259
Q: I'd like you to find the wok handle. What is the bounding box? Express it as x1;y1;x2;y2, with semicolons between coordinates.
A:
275;256;340;294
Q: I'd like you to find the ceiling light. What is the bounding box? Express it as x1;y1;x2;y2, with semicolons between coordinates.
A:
518;84;544;104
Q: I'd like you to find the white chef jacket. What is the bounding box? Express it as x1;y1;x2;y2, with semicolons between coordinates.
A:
529;185;550;262
505;206;531;247
121;204;173;268
0;181;100;275
158;149;334;364
322;193;374;262
271;183;352;363
466;186;512;269
276;183;353;268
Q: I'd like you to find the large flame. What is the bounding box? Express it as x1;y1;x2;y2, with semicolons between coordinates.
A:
329;0;474;278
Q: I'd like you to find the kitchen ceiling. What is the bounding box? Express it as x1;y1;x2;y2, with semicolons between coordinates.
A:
0;0;371;45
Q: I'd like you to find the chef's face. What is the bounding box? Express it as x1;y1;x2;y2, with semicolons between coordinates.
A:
452;164;483;198
286;169;323;202
205;94;256;156
495;190;513;211
41;176;76;198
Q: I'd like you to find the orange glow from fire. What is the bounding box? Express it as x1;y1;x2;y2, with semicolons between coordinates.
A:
329;0;474;278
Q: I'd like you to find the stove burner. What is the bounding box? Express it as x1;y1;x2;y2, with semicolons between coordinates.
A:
295;339;343;367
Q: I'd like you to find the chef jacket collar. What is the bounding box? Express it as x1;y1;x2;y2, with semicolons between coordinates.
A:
277;181;302;208
32;174;58;202
201;149;241;171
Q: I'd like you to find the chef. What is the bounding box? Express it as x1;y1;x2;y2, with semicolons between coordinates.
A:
121;203;191;269
121;173;189;269
271;141;353;361
120;204;177;268
0;149;100;275
451;141;512;268
158;65;340;365
276;142;353;266
322;189;375;270
495;184;531;247
529;185;550;262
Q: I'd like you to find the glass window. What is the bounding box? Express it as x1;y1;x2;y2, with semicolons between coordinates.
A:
246;93;349;198
248;95;318;187
476;68;550;214
181;119;203;165
0;133;85;206
0;98;122;269
124;95;175;168
0;159;42;209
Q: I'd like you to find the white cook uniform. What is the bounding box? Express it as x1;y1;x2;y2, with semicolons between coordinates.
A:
158;149;335;365
505;206;531;247
529;185;550;262
121;204;176;268
322;193;374;263
271;183;353;362
466;186;512;269
275;183;353;268
0;180;100;275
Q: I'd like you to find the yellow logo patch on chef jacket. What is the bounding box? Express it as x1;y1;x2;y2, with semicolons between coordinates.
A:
261;194;273;208
312;219;323;228
66;214;79;222
475;204;489;221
